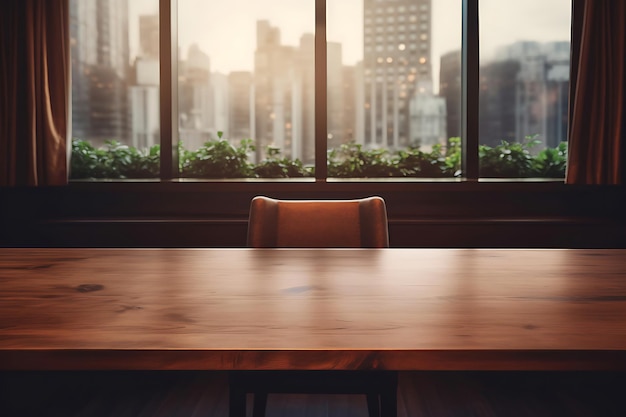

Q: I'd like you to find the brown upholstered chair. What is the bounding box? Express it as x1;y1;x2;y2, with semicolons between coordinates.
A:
229;196;396;417
246;196;389;248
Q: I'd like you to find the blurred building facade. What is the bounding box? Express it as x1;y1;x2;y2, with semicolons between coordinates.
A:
70;0;130;147
361;0;443;150
440;41;570;149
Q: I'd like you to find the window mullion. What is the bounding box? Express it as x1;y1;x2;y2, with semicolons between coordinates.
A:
314;0;328;181
159;0;179;179
462;0;479;180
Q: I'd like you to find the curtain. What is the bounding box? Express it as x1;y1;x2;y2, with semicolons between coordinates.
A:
0;0;69;186
566;0;626;184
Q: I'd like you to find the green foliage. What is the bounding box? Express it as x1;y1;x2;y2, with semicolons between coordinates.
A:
396;137;462;178
328;143;397;177
532;142;568;178
478;136;568;178
180;138;254;178
254;147;313;178
443;137;463;176
479;138;539;178
70;140;159;179
70;134;568;180
327;138;461;178
394;147;442;177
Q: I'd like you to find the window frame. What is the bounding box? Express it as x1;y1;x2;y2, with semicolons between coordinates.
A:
140;0;563;184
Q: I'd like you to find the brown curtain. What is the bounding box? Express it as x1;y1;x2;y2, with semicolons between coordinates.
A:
567;0;626;184
0;0;69;186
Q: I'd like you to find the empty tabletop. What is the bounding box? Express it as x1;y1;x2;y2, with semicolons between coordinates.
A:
1;248;626;371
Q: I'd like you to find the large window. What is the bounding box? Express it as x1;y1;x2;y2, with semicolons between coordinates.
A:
177;0;314;179
327;0;462;178
479;0;571;178
70;0;160;179
69;0;571;181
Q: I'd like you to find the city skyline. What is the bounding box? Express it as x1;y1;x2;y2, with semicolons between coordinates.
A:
70;0;571;165
129;0;570;88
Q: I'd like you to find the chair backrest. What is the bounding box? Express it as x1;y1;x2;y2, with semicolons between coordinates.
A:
247;196;389;248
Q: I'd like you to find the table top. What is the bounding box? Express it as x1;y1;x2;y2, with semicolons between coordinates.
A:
1;248;626;371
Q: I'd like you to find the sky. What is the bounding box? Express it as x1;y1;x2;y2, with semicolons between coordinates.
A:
129;0;571;87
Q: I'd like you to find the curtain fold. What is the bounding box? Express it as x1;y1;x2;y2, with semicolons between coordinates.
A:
0;0;69;186
566;0;626;184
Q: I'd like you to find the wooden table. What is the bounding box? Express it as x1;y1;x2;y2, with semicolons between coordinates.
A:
1;248;626;371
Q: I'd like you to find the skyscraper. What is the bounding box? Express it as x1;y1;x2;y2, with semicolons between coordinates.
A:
439;50;462;140
363;0;433;150
179;44;213;150
254;21;317;163
70;0;130;146
139;14;159;59
130;13;159;150
228;72;254;143
327;42;346;148
341;65;359;145
544;42;569;148
479;41;570;148
479;59;520;147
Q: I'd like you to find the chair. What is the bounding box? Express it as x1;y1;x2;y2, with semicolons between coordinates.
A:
246;196;389;248
229;196;396;417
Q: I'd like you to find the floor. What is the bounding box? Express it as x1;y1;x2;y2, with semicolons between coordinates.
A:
1;371;624;417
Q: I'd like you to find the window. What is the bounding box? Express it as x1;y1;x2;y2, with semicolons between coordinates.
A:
70;0;571;181
479;0;571;177
70;0;160;179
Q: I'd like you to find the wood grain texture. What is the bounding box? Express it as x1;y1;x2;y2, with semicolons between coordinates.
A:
1;248;626;370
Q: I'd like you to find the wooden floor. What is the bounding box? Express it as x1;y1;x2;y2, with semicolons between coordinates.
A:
1;371;624;417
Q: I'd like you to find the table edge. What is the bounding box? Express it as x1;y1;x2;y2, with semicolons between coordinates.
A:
2;349;625;371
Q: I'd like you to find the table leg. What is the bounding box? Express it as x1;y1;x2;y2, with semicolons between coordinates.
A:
366;393;381;417
380;373;398;417
252;392;268;417
229;379;247;417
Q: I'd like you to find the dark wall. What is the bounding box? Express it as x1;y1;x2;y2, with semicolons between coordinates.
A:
1;181;625;248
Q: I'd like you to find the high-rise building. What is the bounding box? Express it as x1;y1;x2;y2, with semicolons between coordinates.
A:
442;41;570;149
70;0;130;146
409;80;446;150
543;42;570;149
228;72;254;144
130;13;159;150
341;65;359;145
496;42;547;146
294;33;315;163
130;58;159;149
480;41;570;148
254;21;318;163
353;62;366;146
210;72;230;138
439;50;462;140
363;0;433;150
254;20;292;161
327;42;344;148
139;14;159;59
179;44;213;150
479;60;520;147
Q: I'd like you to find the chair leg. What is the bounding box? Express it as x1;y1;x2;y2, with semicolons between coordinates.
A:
229;387;246;417
366;393;380;417
252;392;268;417
229;375;247;417
379;374;398;417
